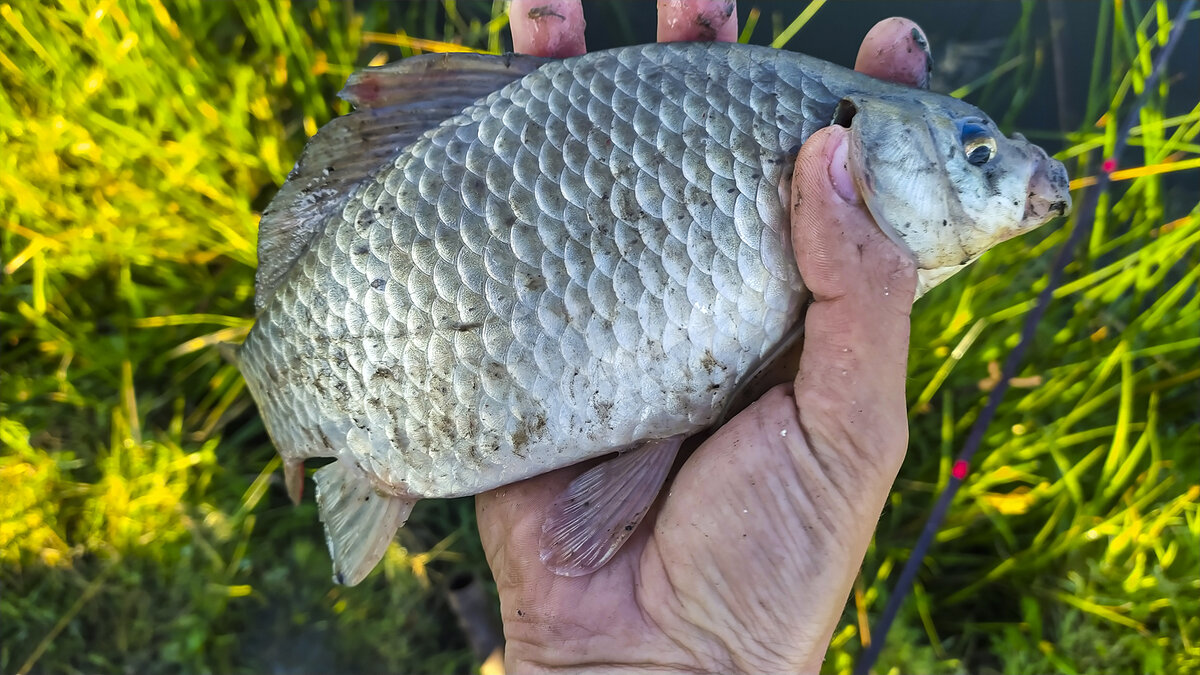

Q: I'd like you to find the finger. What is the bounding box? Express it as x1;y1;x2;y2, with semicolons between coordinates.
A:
509;0;587;58
854;17;932;89
790;125;916;484
657;0;739;43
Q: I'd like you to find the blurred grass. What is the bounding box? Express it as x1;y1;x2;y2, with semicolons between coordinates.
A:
0;1;1196;674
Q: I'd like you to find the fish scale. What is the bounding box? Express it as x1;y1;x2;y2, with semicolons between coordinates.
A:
238;43;831;498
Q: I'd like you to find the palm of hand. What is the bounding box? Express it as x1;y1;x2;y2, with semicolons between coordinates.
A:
478;4;929;673
479;381;906;673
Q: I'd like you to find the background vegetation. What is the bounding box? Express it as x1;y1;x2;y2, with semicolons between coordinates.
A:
1;1;1196;673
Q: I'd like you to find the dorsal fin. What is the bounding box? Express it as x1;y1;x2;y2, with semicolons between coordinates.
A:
254;52;551;312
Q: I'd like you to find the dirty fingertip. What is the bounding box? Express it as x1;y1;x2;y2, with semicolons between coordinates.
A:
793;125;855;207
854;17;932;89
510;0;586;57
657;0;739;43
792;126;912;305
791;126;857;298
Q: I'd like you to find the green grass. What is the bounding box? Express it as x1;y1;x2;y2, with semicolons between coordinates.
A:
1;1;1197;673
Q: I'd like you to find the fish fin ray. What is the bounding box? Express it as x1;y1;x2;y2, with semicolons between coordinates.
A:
314;458;415;586
539;435;684;577
283;457;305;505
338;52;551;109
254;52;549;312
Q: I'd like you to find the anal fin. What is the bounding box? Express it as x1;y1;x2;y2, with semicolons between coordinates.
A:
314;458;416;586
540;436;684;577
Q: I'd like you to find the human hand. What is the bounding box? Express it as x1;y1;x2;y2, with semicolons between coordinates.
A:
477;3;930;672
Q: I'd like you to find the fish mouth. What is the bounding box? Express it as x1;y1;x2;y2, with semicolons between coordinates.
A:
1021;146;1072;228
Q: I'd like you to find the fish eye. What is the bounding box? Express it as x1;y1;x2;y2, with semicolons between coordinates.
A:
960;122;997;166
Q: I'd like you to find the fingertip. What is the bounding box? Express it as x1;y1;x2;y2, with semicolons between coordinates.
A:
791;125;855;224
790;126;915;306
793;125;845;189
510;0;587;57
790;127;848;294
854;17;931;89
657;0;739;43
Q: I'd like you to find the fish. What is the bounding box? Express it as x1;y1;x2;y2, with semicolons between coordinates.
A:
234;41;1071;586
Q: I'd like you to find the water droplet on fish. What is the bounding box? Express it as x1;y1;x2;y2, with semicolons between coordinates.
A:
743;508;749;514
841;370;847;376
779;428;788;437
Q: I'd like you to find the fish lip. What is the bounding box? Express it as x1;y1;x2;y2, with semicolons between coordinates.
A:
846;129;918;260
1022;149;1073;228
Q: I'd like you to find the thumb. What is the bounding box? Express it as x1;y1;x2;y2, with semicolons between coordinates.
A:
509;0;586;58
790;124;917;492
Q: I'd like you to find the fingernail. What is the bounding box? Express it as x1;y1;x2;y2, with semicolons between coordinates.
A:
910;26;933;89
829;135;858;203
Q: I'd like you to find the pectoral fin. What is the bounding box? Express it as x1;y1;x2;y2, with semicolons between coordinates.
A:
314;458;416;586
539;436;684;577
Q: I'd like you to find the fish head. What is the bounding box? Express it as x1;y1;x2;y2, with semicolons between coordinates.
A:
837;93;1071;296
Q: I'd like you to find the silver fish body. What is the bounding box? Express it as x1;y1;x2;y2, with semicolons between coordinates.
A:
238;42;1070;584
